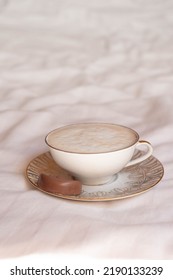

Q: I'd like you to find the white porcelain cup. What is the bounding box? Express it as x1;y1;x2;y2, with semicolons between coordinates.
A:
45;123;153;186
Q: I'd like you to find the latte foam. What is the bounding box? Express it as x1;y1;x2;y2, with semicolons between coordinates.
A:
46;123;139;153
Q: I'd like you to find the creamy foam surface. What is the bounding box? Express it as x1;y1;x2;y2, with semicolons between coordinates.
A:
46;123;139;153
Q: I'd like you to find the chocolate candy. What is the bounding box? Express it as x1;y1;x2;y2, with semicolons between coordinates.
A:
37;173;82;196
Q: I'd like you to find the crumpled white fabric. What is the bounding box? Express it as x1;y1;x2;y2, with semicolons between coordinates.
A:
0;0;172;260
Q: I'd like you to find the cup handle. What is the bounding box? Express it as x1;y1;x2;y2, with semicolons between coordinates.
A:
126;140;153;167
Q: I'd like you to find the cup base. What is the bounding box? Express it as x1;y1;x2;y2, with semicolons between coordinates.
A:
75;174;117;186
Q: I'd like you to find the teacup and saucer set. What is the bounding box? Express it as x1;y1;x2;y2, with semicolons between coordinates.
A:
26;123;164;202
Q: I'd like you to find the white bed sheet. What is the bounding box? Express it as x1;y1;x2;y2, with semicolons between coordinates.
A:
0;0;173;260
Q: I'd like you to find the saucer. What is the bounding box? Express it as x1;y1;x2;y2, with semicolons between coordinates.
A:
26;151;164;202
